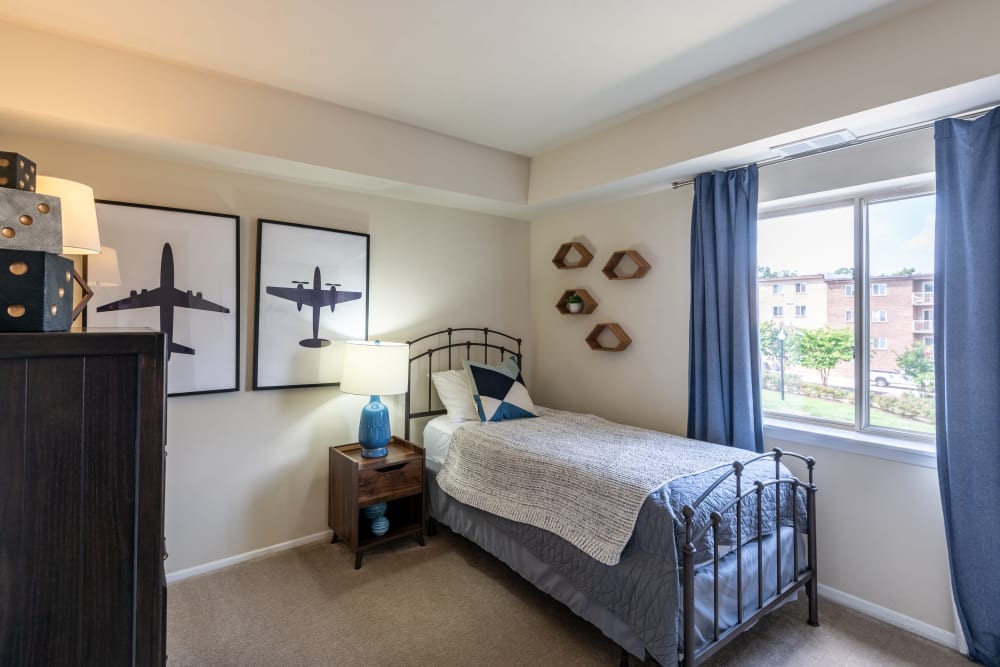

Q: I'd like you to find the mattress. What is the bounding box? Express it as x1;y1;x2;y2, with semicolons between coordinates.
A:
423;415;460;469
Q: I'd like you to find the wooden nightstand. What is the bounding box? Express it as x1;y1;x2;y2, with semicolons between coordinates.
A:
328;437;426;569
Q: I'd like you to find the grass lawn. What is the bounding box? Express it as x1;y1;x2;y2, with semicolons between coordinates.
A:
762;389;935;434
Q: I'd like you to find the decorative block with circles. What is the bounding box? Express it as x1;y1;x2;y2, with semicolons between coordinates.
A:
0;189;63;253
0;152;37;192
0;249;74;332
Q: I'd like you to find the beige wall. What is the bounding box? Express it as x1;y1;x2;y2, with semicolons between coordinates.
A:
530;130;954;635
0;20;530;210
530;188;690;435
0;131;531;573
530;0;998;204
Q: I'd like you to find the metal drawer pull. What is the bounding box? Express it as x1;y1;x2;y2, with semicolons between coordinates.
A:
375;463;407;473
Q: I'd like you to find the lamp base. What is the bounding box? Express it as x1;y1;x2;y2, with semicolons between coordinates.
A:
358;395;390;458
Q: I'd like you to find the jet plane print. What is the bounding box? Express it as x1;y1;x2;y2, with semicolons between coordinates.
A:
96;243;230;358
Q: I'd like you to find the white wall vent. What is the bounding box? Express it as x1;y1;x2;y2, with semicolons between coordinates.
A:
771;129;857;157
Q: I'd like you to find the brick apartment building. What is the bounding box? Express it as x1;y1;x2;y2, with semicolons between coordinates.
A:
759;273;934;381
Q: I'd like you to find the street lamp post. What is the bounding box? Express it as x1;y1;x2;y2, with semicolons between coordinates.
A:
778;330;786;401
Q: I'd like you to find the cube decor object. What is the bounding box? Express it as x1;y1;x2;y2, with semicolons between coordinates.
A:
552;242;593;269
0;189;63;253
585;323;632;351
0;152;37;192
0;250;74;332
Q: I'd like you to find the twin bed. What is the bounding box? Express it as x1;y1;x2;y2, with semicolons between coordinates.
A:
403;327;818;666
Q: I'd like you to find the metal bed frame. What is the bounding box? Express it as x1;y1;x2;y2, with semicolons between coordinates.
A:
404;327;818;666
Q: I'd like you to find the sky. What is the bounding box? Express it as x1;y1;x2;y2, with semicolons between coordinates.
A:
758;193;935;277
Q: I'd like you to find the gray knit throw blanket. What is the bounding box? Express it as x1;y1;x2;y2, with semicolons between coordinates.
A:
436;408;756;566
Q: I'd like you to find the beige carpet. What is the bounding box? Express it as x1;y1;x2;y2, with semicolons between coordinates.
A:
168;528;966;666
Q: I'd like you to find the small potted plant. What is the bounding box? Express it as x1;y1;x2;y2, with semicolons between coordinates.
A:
565;291;584;313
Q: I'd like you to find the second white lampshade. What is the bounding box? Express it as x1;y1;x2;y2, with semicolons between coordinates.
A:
340;341;410;396
35;175;101;255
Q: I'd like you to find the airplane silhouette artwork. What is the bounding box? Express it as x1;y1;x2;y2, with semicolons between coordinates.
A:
96;243;230;358
265;266;362;348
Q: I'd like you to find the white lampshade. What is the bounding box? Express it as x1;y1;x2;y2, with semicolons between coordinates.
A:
87;246;121;287
340;341;410;396
36;176;101;254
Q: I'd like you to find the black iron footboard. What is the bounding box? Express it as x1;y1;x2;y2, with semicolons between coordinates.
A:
678;449;818;666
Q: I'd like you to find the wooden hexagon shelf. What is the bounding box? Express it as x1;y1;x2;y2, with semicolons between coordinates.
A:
602;250;651;280
585;323;632;351
555;289;598;315
552;242;594;269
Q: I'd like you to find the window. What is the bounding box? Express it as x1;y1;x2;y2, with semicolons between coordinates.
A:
758;190;935;439
795;282;807;293
772;284;783;295
772;306;784;318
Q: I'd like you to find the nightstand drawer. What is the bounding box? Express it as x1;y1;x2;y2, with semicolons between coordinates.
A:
357;459;422;505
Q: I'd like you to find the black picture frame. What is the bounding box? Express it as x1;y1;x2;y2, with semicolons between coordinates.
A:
86;200;240;397
252;219;370;390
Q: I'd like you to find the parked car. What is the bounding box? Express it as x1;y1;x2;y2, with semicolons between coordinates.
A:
869;370;914;388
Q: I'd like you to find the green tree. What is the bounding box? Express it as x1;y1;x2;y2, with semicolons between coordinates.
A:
757;266;798;278
797;327;854;386
896;342;935;392
892;267;916;276
833;267;854;276
759;321;800;366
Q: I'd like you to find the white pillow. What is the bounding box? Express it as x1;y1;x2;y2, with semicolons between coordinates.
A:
431;370;480;422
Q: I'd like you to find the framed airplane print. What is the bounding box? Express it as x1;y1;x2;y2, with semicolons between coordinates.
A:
252;219;370;390
86;201;240;396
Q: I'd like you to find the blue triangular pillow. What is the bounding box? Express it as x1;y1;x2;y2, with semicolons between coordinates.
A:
463;357;538;422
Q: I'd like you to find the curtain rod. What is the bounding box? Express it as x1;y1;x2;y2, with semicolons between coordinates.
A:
670;103;998;189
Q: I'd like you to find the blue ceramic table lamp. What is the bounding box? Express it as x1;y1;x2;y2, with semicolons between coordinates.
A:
339;340;410;457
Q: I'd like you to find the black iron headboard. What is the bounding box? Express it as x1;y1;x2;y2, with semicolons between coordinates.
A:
404;327;522;440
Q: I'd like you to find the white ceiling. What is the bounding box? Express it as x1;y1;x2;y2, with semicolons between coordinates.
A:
0;0;925;156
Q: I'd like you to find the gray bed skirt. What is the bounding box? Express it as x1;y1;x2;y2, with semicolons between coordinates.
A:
426;465;803;664
426;466;649;659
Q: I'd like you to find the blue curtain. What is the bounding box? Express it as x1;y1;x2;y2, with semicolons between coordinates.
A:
688;165;763;452
934;107;1000;667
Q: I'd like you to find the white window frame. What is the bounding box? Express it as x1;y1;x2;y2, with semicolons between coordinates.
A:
795;305;807;317
845;310;854;322
872;283;888;296
795;282;807;293
758;182;937;466
772;306;784;318
872;309;888;323
772;284;783;295
872;336;888;349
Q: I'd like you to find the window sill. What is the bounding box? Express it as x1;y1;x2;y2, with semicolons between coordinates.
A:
763;417;937;468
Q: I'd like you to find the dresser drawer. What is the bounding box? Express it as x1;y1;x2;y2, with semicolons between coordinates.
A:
357;458;422;505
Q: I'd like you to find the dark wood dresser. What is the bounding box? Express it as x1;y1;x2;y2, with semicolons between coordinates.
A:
0;330;168;666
